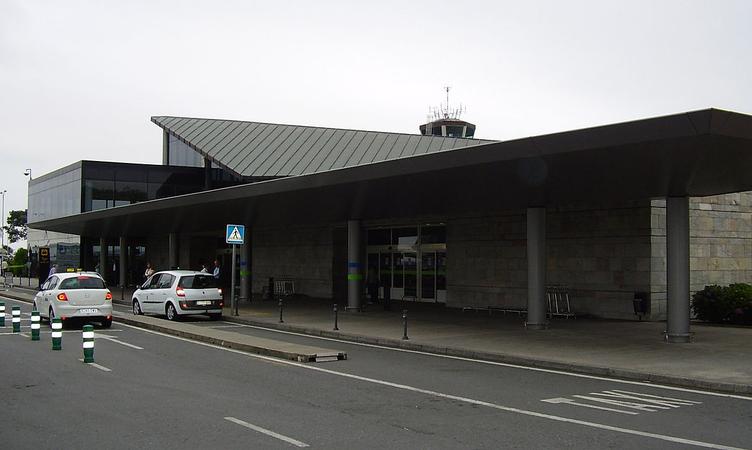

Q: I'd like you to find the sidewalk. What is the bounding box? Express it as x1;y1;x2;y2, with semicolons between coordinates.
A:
4;285;752;394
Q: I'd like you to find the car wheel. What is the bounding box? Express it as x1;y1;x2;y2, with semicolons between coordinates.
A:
209;313;222;321
133;300;143;315
166;303;179;321
101;318;112;328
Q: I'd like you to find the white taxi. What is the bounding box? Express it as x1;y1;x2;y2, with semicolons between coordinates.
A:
132;270;223;321
33;272;113;328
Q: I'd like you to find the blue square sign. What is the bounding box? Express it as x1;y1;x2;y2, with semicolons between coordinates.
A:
226;224;245;244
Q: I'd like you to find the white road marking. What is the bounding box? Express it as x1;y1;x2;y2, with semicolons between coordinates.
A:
541;397;639;415
224;417;309;448
78;359;112;372
93;334;144;350
218;321;752;401
544;389;704;415
118;322;748;450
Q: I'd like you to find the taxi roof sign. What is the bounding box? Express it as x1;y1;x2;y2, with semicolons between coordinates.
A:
226;224;245;245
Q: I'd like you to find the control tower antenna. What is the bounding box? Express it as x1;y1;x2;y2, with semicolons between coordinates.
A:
419;86;476;138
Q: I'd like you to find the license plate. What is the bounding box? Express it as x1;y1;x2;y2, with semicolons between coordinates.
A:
80;308;99;314
196;301;211;306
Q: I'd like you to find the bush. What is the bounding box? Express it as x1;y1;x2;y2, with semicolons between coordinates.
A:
692;283;752;325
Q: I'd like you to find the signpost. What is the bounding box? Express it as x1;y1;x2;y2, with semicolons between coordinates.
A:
225;224;245;316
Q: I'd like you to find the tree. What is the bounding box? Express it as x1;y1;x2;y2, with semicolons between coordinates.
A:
3;209;27;243
11;247;27;276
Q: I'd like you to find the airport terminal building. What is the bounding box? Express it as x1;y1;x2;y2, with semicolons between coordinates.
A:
27;109;752;341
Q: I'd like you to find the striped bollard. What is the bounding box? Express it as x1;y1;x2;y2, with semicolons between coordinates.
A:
30;311;40;341
12;306;21;333
0;301;5;327
82;324;94;363
51;318;63;350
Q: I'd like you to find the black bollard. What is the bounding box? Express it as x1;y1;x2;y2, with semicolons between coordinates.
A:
402;309;409;340
333;303;339;331
121;285;125;301
278;298;284;323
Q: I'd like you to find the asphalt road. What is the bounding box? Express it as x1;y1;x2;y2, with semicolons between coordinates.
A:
1;296;751;449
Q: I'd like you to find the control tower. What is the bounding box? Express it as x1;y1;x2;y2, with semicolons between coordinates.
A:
419;87;476;138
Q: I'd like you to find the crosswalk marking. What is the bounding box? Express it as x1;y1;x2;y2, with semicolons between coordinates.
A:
542;389;702;415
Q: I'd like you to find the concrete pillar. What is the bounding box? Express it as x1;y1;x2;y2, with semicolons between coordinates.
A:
347;220;363;311
526;207;548;330
119;236;127;287
98;237;106;279
162;131;170;165
239;229;251;303
168;233;178;269
666;196;691;343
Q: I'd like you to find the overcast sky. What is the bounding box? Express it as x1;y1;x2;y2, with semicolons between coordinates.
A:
1;0;751;245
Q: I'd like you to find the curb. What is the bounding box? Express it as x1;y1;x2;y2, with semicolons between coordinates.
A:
219;315;752;396
112;313;346;363
3;289;751;395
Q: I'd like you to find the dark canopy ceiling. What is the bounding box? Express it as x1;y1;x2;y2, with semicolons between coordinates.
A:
32;108;752;239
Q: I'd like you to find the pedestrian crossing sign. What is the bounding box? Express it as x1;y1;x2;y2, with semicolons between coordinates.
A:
225;224;245;245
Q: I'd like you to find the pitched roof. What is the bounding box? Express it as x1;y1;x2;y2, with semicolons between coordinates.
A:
151;116;496;178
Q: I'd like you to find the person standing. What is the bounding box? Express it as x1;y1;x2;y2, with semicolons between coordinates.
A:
212;259;220;280
48;264;58;276
200;263;208;273
144;262;155;281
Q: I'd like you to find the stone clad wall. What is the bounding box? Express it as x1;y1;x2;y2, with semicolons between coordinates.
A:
251;224;333;299
547;202;653;319
649;193;752;319
447;202;653;319
446;212;528;309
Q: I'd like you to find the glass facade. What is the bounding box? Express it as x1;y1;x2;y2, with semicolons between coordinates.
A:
28;163;83;222
81;162;209;212
169;135;204;167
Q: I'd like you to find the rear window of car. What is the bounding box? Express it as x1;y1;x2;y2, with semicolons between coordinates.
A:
59;276;106;290
179;275;218;289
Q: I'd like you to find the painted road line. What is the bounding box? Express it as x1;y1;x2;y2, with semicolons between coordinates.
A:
119;322;747;450
219;321;752;401
542;398;639;415
77;359;112;372
93;333;143;350
224;417;309;448
543;389;703;415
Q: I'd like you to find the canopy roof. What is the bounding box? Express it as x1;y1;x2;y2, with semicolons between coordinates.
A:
33;108;752;238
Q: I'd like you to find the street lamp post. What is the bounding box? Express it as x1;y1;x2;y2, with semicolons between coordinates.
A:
1;189;6;280
24;169;32;286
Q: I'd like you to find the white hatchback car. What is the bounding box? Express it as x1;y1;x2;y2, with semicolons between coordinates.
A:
33;272;113;328
132;270;224;321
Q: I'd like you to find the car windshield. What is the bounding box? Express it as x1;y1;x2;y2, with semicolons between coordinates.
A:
58;276;106;290
179;275;218;289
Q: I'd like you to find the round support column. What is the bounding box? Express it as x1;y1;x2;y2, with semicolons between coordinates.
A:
526;207;548;330
347;220;363;311
99;237;107;277
119;236;127;288
168;233;178;269
666;196;691;343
